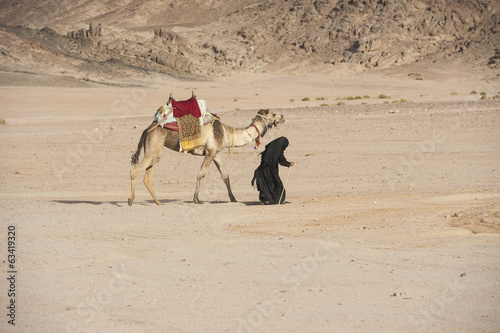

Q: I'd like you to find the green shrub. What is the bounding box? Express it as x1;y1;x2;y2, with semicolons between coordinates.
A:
302;97;310;101
355;96;362;100
0;119;6;125
470;90;477;94
337;102;346;106
378;94;390;99
320;103;329;107
346;96;354;100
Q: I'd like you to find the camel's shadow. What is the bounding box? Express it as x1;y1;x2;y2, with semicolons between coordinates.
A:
180;200;262;206
52;199;177;207
52;199;285;207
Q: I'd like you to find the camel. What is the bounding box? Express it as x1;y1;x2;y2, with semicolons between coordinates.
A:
128;108;286;205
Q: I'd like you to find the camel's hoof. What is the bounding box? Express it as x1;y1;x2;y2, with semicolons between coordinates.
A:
128;198;133;206
194;199;202;204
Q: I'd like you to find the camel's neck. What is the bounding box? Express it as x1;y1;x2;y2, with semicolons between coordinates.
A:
223;116;269;149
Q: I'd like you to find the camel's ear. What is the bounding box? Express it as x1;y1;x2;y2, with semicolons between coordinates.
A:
258;109;270;115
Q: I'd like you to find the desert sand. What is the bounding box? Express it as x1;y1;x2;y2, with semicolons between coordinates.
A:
0;67;499;332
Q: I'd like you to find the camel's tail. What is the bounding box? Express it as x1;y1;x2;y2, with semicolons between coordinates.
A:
131;122;157;165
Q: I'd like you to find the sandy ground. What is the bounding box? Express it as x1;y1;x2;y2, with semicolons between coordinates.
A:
1;72;500;332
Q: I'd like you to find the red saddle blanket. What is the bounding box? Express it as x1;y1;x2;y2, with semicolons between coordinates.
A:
172;97;201;118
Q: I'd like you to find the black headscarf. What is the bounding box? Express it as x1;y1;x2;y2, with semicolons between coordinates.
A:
251;137;291;204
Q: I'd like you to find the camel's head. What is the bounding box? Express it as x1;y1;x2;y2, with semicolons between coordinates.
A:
257;109;285;129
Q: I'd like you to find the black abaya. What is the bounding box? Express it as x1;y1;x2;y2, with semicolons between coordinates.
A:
251;137;292;204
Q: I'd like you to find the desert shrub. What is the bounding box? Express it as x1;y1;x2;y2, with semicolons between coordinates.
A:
320;103;329;107
400;99;408;103
355;96;362;100
290;99;295;102
480;92;487;99
346;96;354;100
378;94;390;99
450;92;458;95
337;102;346;106
470;90;477;94
0;119;6;125
302;97;310;101
363;95;370;99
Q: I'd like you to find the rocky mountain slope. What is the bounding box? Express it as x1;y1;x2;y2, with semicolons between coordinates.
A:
0;0;498;85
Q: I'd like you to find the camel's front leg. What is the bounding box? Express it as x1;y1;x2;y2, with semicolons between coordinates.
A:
213;154;236;202
194;153;215;204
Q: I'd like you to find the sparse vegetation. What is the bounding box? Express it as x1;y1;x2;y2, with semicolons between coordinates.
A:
346;96;354;100
290;99;295;102
320;103;329;107
302;97;310;101
0;119;6;125
355;96;362;100
337;102;346;106
480;92;487;99
378;94;391;99
493;95;500;99
470;90;477;94
450;92;458;95
316;97;326;100
363;95;370;99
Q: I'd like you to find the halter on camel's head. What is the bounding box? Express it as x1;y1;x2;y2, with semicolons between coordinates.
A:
255;109;286;129
249;109;285;148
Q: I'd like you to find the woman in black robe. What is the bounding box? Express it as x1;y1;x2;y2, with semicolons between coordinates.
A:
251;137;294;204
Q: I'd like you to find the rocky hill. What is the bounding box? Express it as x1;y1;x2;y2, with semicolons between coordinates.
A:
0;0;498;85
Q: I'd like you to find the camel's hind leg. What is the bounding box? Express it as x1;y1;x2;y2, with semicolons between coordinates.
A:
213;154;236;202
129;155;161;206
129;130;164;206
143;164;162;205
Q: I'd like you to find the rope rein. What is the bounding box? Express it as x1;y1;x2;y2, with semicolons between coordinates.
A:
228;128;235;157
